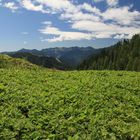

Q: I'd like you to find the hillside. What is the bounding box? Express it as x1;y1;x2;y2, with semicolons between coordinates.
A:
6;47;101;68
0;58;140;139
78;34;140;71
9;52;66;70
0;55;36;69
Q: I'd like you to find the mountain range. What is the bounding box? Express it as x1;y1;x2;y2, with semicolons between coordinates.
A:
3;46;101;69
10;52;66;70
1;34;140;71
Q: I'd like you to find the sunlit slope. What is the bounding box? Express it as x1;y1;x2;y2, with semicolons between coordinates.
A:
0;55;37;69
0;66;140;139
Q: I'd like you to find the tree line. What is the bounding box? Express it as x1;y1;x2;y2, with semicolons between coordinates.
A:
78;34;140;71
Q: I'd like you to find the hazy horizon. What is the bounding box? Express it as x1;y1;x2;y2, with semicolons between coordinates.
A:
0;41;117;52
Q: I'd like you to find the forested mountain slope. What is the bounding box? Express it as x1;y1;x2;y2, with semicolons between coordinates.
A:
10;52;66;70
78;34;140;71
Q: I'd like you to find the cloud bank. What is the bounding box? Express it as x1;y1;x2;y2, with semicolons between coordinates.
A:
1;0;140;42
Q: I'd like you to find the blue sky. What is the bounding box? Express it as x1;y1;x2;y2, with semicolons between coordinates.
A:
0;0;140;52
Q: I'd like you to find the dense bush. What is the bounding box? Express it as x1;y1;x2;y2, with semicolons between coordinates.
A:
0;67;140;139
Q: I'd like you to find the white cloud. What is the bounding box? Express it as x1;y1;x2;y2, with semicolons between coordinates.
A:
72;20;140;39
61;12;101;22
72;21;114;32
4;2;18;11
42;21;52;26
79;3;101;15
106;0;119;7
20;0;49;13
39;24;94;42
93;0;119;7
114;34;132;39
93;0;104;3
34;0;78;14
2;0;140;41
38;0;140;40
103;6;140;25
0;0;2;6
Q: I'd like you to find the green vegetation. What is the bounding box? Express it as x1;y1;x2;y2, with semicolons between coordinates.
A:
0;56;140;139
0;55;36;69
79;34;140;71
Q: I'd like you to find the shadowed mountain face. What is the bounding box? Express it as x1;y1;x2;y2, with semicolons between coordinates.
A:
9;52;66;70
10;47;101;69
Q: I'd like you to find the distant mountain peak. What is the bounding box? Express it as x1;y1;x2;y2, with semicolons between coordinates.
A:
3;46;101;69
